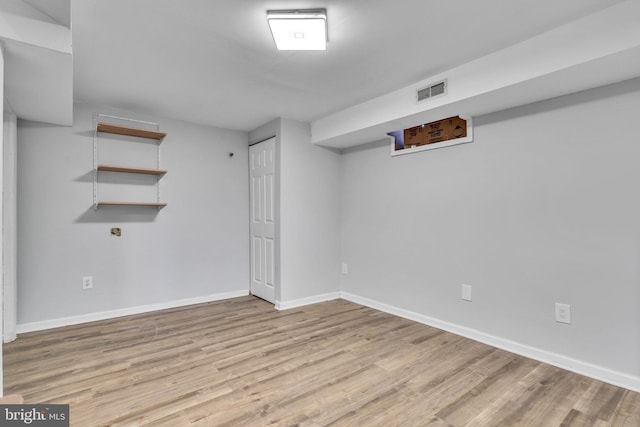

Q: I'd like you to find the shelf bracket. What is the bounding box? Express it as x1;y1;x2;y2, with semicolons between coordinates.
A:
93;113;98;210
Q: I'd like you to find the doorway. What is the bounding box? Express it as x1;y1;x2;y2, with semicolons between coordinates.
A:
249;138;276;303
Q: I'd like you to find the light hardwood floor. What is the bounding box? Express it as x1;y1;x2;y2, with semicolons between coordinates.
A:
4;296;639;426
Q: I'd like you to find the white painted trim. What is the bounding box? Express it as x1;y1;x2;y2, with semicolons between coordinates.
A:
16;290;249;334
3;112;17;344
0;46;4;396
275;292;341;311
340;292;640;393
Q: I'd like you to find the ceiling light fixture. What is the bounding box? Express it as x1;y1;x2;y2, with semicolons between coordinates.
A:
267;9;327;51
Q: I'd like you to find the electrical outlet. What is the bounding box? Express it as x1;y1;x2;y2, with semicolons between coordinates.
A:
461;284;472;301
341;262;348;275
82;276;93;290
555;303;571;324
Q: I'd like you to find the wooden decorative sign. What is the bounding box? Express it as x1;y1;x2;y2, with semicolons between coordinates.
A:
388;115;473;156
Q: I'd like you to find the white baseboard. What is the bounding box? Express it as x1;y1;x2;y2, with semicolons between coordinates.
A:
14;288;640;393
16;290;249;334
341;291;640;393
275;292;341;311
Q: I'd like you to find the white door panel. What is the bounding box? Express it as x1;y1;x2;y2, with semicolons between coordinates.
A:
249;138;276;303
266;237;275;287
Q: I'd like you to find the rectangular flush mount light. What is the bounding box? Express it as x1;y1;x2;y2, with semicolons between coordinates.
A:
267;9;327;51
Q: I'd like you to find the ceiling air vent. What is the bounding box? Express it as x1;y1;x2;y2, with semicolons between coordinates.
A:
417;79;447;103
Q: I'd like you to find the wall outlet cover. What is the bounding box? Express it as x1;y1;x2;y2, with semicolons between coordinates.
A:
555;303;571;324
461;284;472;301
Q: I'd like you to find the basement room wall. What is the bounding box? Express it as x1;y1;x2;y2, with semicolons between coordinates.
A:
249;118;341;308
339;78;640;386
279;119;341;305
17;102;249;328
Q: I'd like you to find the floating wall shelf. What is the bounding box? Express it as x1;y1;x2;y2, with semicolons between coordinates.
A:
95;201;168;208
96;122;167;140
93;114;167;210
97;164;167;176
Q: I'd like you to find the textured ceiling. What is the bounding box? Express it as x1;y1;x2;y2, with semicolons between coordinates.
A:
71;0;625;132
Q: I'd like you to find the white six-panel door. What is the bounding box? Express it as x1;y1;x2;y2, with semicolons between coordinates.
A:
249;138;276;303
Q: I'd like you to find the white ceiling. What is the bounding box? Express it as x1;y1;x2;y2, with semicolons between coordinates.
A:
23;0;70;27
71;0;627;133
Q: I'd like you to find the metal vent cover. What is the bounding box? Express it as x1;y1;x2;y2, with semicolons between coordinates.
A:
417;79;447;102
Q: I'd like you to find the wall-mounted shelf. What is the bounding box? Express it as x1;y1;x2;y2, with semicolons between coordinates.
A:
97;164;167;176
93;114;167;210
96;122;166;140
95;201;168;208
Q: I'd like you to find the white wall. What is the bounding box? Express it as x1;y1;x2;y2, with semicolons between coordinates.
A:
340;78;640;387
17;102;250;327
279;119;341;304
250;118;341;308
1;43;5;395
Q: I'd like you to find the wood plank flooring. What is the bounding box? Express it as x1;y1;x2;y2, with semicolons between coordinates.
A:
3;296;639;426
